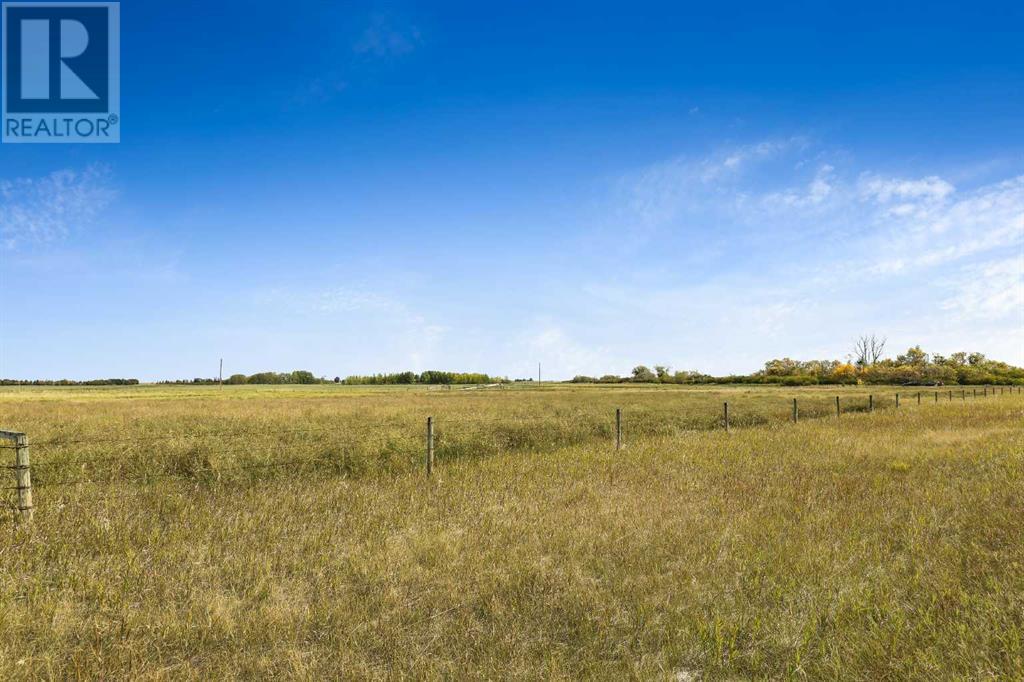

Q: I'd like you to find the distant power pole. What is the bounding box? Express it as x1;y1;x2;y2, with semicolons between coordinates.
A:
538;362;541;384
219;358;223;387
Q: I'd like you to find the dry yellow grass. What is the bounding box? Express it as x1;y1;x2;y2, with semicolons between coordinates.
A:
0;385;1021;679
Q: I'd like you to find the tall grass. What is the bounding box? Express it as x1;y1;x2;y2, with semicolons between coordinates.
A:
0;383;999;485
0;386;1020;678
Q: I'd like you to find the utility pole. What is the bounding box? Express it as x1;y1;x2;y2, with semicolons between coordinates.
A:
219;358;223;388
538;362;541;384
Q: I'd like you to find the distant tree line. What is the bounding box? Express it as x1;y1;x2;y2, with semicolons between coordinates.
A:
156;370;506;386
570;367;715;385
0;378;140;386
574;344;1024;386
754;348;1024;386
341;371;506;385
160;370;320;385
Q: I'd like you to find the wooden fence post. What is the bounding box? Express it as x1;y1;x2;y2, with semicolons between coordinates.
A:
615;408;622;451
896;393;900;408
962;390;965;401
948;390;952;401
15;434;31;521
869;394;873;412
934;391;938;403
723;402;730;432
917;392;921;405
1;432;32;522
792;398;798;423
425;417;434;477
835;396;841;418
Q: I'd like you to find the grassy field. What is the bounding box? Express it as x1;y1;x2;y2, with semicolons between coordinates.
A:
0;385;1021;679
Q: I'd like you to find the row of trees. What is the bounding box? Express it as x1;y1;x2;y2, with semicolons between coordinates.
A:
0;378;140;386
341;371;505;385
161;371;319;385
8;370;507;386
571;367;714;384
756;348;1024;386
165;371;507;385
589;343;1024;386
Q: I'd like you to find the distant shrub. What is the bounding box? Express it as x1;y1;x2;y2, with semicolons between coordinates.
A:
781;375;818;386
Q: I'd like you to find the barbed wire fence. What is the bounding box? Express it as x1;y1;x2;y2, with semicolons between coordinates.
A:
2;385;1021;521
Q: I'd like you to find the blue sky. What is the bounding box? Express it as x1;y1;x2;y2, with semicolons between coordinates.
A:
1;0;1022;380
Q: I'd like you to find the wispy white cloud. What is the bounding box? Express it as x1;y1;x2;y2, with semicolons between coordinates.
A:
257;286;399;314
763;163;836;209
518;324;613;378
940;255;1024;322
252;284;448;371
839;175;1024;278
353;14;422;58
709;150;1023;282
858;173;955;204
592;139;1024;368
0;166;115;250
622;137;808;231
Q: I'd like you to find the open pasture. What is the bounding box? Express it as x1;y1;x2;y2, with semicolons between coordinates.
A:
0;385;1021;679
0;383;1002;485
